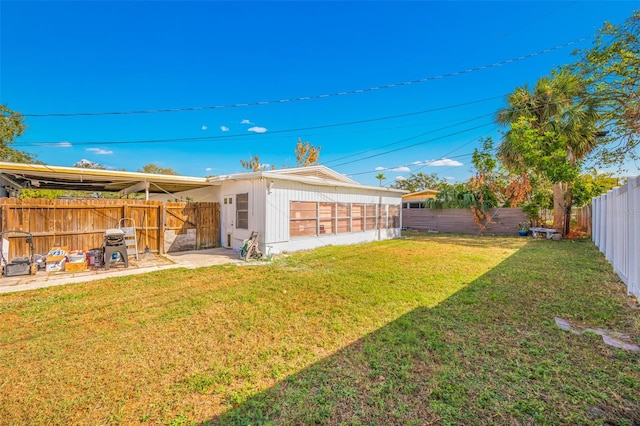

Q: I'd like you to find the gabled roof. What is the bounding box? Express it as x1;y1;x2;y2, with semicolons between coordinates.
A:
0;161;212;195
211;165;406;193
264;165;360;185
402;188;439;200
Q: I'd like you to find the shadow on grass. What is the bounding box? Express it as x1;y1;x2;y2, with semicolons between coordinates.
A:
204;240;639;425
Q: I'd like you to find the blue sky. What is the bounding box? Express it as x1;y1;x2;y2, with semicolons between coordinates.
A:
1;1;638;187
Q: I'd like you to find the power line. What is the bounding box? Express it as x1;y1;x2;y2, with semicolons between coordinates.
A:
15;96;504;147
22;37;588;117
323;113;497;166
330;121;496;168
347;152;474;177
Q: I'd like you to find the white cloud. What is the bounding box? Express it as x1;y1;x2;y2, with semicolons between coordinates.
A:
57;141;72;147
424;158;463;167
201;125;208;131
445;176;455;180
395;176;406;181
391;166;410;172
220;125;229;132
241;119;252;125
248;126;267;133
86;148;113;155
376;166;410;172
412;161;423;165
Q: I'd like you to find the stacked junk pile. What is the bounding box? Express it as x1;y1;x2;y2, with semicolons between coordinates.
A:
0;222;137;278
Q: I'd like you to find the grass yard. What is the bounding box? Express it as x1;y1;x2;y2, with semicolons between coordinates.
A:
0;233;638;425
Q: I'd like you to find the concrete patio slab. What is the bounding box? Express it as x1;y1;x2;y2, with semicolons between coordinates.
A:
0;247;247;294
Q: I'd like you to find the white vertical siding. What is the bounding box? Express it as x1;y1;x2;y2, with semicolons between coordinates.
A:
263;179;402;254
219;179;267;250
592;176;640;299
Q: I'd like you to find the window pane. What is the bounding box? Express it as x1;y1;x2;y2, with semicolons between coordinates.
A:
377;204;387;230
318;202;335;234
291;201;317;219
236;193;249;229
337;203;350;218
365;204;376;230
319;202;335;218
337;203;350;233
388;205;400;228
290;201;318;237
337;218;350;233
290;219;317;237
319;219;334;234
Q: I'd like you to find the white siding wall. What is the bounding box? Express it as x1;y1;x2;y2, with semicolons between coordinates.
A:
592;176;640;299
263;179;402;255
219;179;267;250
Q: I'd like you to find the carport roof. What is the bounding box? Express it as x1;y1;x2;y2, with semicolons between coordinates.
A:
0;162;213;195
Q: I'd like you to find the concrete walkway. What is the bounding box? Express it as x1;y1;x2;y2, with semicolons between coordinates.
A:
0;248;247;294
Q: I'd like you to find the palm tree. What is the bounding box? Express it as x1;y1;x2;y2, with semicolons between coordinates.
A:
375;173;386;187
497;71;601;234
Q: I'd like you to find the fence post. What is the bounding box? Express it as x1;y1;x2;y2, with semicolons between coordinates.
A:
158;204;164;255
628;176;639;297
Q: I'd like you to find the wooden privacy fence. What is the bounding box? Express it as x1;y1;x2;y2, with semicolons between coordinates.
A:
402;207;528;235
0;198;220;259
164;202;220;253
592;176;640;300
575;204;592;235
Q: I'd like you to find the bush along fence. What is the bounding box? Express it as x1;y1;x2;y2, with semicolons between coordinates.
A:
592;175;640;299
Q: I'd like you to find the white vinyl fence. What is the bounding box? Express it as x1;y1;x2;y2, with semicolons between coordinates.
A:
592;175;640;299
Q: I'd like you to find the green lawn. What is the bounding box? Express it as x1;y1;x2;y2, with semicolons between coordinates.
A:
0;233;638;425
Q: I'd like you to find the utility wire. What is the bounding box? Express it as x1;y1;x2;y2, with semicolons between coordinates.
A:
347;152;474;177
15;96;504;147
22;37;588;117
323;113;497;166
330;121;496;168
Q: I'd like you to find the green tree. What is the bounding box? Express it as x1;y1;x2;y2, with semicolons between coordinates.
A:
496;71;601;234
138;163;179;175
570;10;640;165
571;170;620;207
426;138;508;231
294;138;321;167
0;104;38;163
375;173;386;187
390;172;448;192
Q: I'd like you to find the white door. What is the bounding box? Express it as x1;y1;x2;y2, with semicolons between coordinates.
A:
222;194;235;248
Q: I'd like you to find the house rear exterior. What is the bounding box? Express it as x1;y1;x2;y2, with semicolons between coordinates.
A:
210;166;405;255
0;161;404;256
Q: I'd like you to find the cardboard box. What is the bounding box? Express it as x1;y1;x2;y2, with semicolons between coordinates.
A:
47;247;69;256
65;261;87;272
46;257;66;272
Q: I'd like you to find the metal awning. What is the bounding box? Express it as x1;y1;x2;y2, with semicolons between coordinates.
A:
0;162;213;196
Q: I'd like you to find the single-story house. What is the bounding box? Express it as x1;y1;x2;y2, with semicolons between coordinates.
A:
152;165;406;255
0;162;405;255
402;188;438;209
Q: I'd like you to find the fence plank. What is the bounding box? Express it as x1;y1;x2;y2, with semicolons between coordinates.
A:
402;207;528;235
0;198;220;259
592;177;640;299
